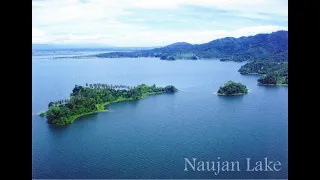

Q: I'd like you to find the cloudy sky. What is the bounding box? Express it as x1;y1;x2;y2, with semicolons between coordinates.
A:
32;0;288;47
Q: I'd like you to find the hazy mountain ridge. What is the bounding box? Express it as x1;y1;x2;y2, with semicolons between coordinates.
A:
96;30;288;62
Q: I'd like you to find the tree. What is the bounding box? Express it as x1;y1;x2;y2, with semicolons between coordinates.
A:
43;83;178;125
217;81;248;95
258;74;277;85
48;102;54;108
164;85;178;92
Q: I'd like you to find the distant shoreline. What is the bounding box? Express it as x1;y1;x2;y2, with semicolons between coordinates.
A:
240;72;263;75
258;83;288;86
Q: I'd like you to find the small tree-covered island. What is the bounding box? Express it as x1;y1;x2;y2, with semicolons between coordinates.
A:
217;81;248;96
39;83;178;125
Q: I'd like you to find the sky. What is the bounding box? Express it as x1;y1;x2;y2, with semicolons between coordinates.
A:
32;0;288;47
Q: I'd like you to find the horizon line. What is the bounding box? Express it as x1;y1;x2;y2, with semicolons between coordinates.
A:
32;29;287;48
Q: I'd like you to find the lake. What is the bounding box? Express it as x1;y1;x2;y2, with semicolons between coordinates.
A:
32;50;288;179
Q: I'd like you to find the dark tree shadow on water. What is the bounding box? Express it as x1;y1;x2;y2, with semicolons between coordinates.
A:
257;83;288;92
217;94;245;101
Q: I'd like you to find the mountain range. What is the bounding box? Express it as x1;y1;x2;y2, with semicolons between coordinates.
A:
96;30;288;62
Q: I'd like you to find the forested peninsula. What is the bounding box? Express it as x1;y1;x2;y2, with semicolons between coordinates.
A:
40;83;178;125
238;61;288;85
96;31;288;62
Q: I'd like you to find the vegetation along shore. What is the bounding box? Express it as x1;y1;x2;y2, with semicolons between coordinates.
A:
39;83;178;125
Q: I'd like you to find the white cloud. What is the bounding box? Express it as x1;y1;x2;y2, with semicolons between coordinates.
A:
32;28;53;43
120;25;287;46
132;0;287;17
32;0;288;46
130;18;147;22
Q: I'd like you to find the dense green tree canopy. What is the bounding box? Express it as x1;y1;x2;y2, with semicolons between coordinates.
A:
257;74;288;85
258;74;278;85
41;83;178;125
239;61;288;85
217;81;248;95
238;61;288;75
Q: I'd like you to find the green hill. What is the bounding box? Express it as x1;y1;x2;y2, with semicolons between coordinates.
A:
96;30;288;62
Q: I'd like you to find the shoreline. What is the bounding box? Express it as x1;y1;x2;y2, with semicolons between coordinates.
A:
258;83;288;86
239;72;263;75
216;92;248;96
42;91;170;126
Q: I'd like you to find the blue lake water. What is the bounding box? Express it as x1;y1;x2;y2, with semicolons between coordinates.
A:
32;50;288;179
